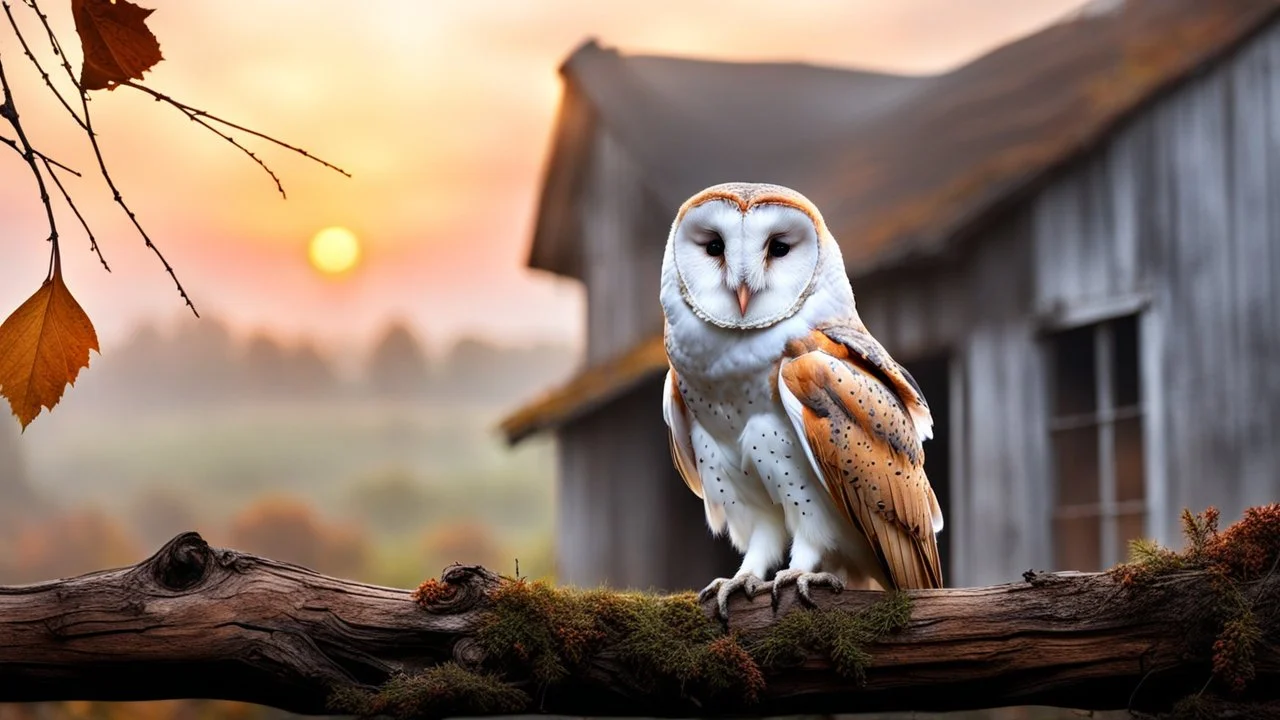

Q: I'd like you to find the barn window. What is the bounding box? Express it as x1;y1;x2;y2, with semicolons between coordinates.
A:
1048;314;1144;571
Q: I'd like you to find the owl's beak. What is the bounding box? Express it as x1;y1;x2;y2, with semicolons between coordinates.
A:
736;284;752;316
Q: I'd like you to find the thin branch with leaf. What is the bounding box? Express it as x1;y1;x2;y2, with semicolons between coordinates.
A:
0;0;350;429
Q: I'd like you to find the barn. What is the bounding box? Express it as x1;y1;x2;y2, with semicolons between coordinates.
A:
500;0;1280;592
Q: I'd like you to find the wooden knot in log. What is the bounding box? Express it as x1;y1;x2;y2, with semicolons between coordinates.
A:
144;531;214;591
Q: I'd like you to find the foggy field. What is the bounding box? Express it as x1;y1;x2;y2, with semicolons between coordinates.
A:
20;399;555;521
0;318;573;592
5;397;559;590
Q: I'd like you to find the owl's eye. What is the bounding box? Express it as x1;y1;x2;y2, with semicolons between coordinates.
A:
768;238;790;258
706;236;725;257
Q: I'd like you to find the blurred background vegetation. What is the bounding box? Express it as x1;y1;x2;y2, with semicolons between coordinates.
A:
0;317;573;719
0;318;570;586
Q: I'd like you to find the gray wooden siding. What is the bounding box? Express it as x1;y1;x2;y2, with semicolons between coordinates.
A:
953;215;1051;587
581;129;669;365
555;22;1280;593
557;378;739;591
959;321;1051;586
1031;22;1280;549
855;266;968;363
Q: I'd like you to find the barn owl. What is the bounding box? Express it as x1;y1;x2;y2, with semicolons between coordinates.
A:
660;182;944;618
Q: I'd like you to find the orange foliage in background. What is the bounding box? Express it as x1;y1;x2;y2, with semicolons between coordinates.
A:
0;699;264;720
225;493;370;579
0;508;142;584
419;519;505;572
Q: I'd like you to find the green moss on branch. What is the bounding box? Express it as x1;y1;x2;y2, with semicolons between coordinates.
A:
750;590;912;681
477;577;763;700
327;663;530;718
339;575;912;719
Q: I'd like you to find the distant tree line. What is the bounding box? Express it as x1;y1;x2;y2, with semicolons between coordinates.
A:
64;317;577;409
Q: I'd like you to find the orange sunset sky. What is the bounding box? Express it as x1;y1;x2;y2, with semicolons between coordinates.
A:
1;0;1088;356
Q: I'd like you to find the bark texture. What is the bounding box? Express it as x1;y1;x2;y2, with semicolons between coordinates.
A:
0;532;1276;717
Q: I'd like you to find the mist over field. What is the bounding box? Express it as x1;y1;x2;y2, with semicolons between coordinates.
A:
0;316;576;591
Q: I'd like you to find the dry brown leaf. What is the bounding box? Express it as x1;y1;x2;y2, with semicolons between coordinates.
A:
0;266;99;429
71;0;164;91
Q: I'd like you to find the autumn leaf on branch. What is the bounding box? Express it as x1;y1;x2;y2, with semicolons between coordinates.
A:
0;0;348;427
71;0;163;91
0;263;99;429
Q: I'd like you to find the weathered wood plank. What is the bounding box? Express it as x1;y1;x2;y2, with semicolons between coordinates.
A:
1228;34;1276;512
1025;22;1280;553
560;380;738;592
582;129;660;365
1168;67;1239;517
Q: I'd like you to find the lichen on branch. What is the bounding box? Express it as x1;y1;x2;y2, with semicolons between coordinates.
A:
1111;504;1280;698
339;575;914;720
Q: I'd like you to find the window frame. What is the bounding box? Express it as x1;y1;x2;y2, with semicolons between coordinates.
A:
1045;313;1146;570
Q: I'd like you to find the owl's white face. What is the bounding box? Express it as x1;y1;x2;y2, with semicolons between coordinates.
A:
669;199;822;330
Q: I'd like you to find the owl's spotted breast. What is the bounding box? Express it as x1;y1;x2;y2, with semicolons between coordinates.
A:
659;181;945;618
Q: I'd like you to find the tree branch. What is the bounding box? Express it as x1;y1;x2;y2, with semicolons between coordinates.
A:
3;0;86;130
123;80;353;186
42;155;109;271
1;532;1277;719
0;134;79;175
0;47;60;276
20;0;198;315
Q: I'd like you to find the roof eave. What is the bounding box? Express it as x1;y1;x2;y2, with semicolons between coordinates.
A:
498;335;669;445
524;42;612;280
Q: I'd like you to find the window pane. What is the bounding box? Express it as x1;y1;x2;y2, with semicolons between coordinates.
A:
1116;511;1146;554
1053;425;1099;506
1112;314;1141;408
1115;416;1145;502
1051;325;1097;417
1055;515;1100;571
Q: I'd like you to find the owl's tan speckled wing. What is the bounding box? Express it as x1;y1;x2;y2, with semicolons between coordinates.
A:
778;327;944;590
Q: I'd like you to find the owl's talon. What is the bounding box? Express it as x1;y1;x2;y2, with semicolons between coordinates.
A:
770;569;845;610
699;573;766;619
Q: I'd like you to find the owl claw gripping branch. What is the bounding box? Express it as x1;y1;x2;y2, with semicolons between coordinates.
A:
660;183;945;620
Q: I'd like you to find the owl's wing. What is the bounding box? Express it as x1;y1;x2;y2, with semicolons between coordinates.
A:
820;322;935;444
664;367;729;534
663;367;703;498
777;327;944;589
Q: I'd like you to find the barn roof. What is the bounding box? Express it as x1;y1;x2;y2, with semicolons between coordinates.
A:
527;43;928;278
498;335;666;445
503;0;1280;445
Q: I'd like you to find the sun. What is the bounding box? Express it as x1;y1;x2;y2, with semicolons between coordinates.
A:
308;226;361;275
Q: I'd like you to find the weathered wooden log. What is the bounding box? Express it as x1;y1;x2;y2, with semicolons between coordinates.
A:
0;531;1276;718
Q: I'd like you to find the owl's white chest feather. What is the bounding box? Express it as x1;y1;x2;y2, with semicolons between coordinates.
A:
666;320;853;559
661;250;865;559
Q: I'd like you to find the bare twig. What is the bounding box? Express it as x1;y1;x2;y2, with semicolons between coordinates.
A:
24;0;198;316
42;156;109;271
0;50;59;277
123;80;352;180
76;87;196;313
3;1;86;129
0;133;78;175
173;103;287;198
7;0;349;316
